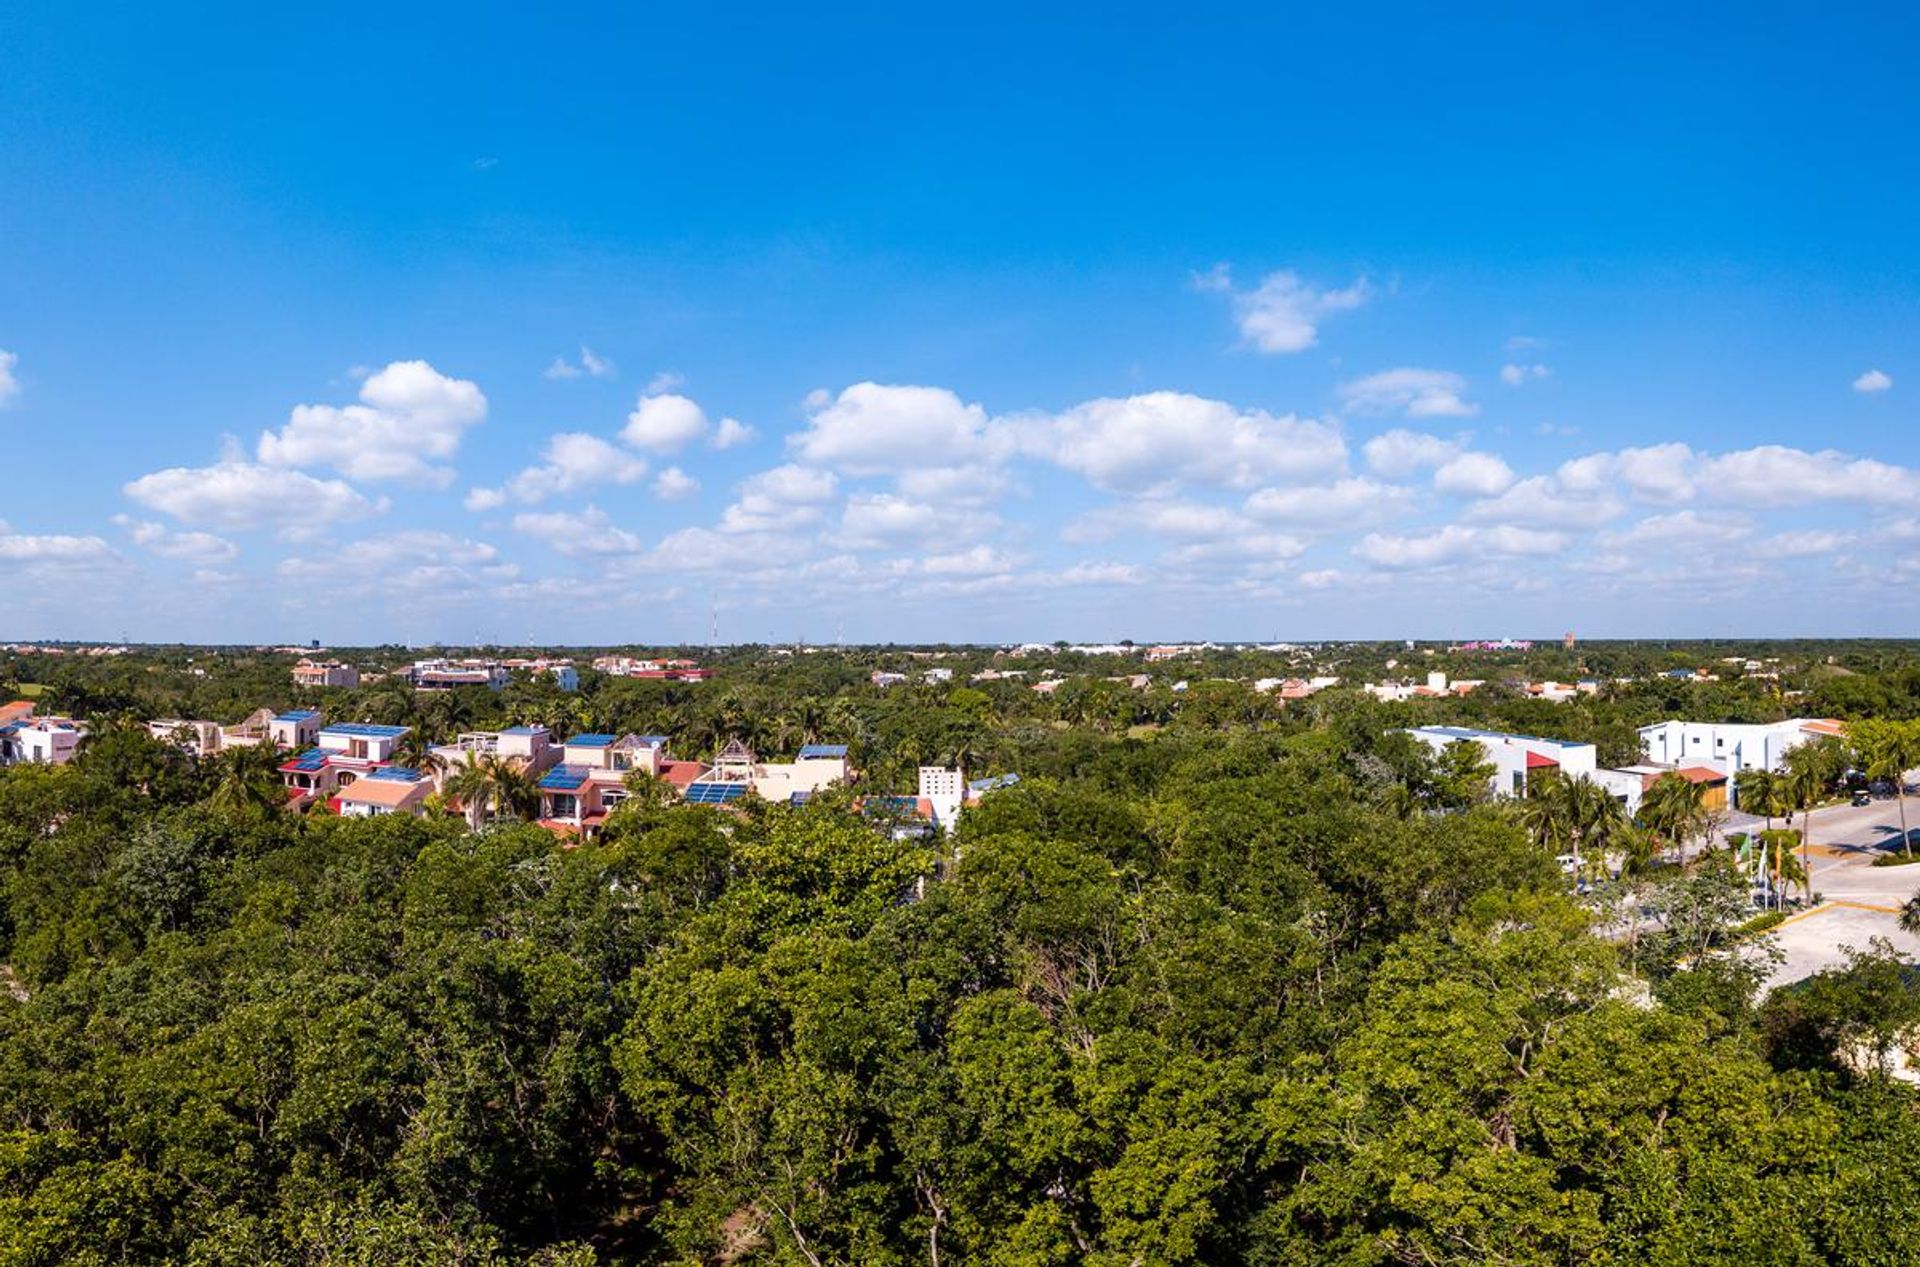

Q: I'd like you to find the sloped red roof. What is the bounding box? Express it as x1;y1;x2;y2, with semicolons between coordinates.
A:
1676;765;1728;785
1525;750;1559;769
660;760;710;789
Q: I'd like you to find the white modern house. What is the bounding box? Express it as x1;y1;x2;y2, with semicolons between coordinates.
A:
1636;718;1843;775
0;716;86;766
1403;725;1599;799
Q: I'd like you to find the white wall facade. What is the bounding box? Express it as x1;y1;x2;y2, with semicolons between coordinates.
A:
1404;726;1599;799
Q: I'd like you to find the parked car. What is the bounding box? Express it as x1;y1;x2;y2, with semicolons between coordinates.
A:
1870;779;1897;798
1852;790;1874;807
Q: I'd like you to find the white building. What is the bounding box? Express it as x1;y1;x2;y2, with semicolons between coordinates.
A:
0;716;86;766
1403;725;1599;799
336;770;432;818
268;709;325;749
918;766;967;829
292;659;360;688
430;724;561;781
1636;718;1843;777
146;718;223;757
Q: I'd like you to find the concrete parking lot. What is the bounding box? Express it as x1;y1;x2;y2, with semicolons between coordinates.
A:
1713;794;1920;989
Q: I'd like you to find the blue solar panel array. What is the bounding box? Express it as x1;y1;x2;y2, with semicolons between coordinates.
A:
797;743;847;759
368;766;424;782
566;733;616;748
864;795;919;816
282;748;329;772
538;764;591;790
968;772;1022;794
322;722;411;738
684;781;749;804
789;790;812;806
274;709;322;722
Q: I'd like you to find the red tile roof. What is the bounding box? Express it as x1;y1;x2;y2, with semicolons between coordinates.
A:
660;760;710;789
1676;766;1728;785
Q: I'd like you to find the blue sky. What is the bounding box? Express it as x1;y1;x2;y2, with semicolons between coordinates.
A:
3;4;1918;643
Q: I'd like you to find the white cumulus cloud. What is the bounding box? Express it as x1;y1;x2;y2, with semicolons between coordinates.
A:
622;393;710;453
711;416;756;450
1854;368;1893;393
478;432;649;505
0;350;18;408
112;516;239;564
1433;451;1517;497
1362;429;1461;478
1244;477;1415;529
720;464;839;534
125;462;384;536
791;383;1002;474
512;506;644;556
1339;368;1477;419
544;345;617;380
1023;391;1346;492
652;466;699;500
256;360;486;485
1198;266;1370;354
1353;523;1566;569
1500;363;1551;386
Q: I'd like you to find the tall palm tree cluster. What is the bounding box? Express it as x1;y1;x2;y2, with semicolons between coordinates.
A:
1516;768;1711;884
433;753;541;831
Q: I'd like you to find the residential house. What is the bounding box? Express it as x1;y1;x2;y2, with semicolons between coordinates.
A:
591;656;713;681
217;708;276;749
278;721;412;808
0;715;85;766
145;718;223;757
268;709;324;749
336;768;432;818
292;659;360;688
408;659;511;691
537;733;674;830
429;724;561;781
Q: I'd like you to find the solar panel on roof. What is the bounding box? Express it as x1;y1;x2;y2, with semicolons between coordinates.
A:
684;781;748;804
322;722;410;738
538;765;591;790
797;743;847;758
274;709;321;722
368;766;423;782
566;733;616;748
281;748;329;772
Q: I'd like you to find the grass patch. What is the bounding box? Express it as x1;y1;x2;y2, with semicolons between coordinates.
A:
1872;851;1920;867
13;683;45;698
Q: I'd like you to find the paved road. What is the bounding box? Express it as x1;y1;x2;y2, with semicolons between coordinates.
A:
1714;794;1920;989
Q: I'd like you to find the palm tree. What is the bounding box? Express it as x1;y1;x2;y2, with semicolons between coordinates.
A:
1855;719;1920;858
1900;891;1920;937
1737;767;1780;833
444;760;494;831
486;755;541;822
1785;736;1847;898
1515;770;1624;884
1637;772;1709;866
208;745;284;817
